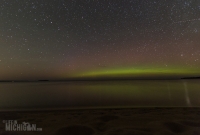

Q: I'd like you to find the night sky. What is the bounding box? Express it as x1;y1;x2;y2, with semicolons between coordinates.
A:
0;0;200;80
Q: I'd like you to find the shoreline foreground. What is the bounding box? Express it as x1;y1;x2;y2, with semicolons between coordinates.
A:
0;107;200;135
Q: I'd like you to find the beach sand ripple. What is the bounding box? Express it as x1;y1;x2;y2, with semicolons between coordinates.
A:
55;125;94;135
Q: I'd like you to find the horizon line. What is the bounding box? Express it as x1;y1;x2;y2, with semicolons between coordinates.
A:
0;76;199;82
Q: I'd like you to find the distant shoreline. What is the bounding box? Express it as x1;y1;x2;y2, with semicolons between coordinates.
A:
181;77;200;79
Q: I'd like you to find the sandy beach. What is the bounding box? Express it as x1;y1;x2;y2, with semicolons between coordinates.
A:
0;107;200;135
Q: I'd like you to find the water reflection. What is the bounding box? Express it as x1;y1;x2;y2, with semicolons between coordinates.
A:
0;80;199;110
167;82;172;101
183;81;191;106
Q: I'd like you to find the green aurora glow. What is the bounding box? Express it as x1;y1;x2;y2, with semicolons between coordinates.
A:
72;66;200;79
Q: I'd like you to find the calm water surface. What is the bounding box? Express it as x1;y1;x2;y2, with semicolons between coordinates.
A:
0;80;200;110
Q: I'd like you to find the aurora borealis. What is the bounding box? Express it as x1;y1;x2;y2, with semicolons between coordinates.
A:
0;0;200;80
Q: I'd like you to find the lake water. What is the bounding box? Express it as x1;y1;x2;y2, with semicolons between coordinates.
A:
0;80;200;110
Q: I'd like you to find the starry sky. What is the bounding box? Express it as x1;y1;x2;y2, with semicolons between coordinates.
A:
0;0;200;80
